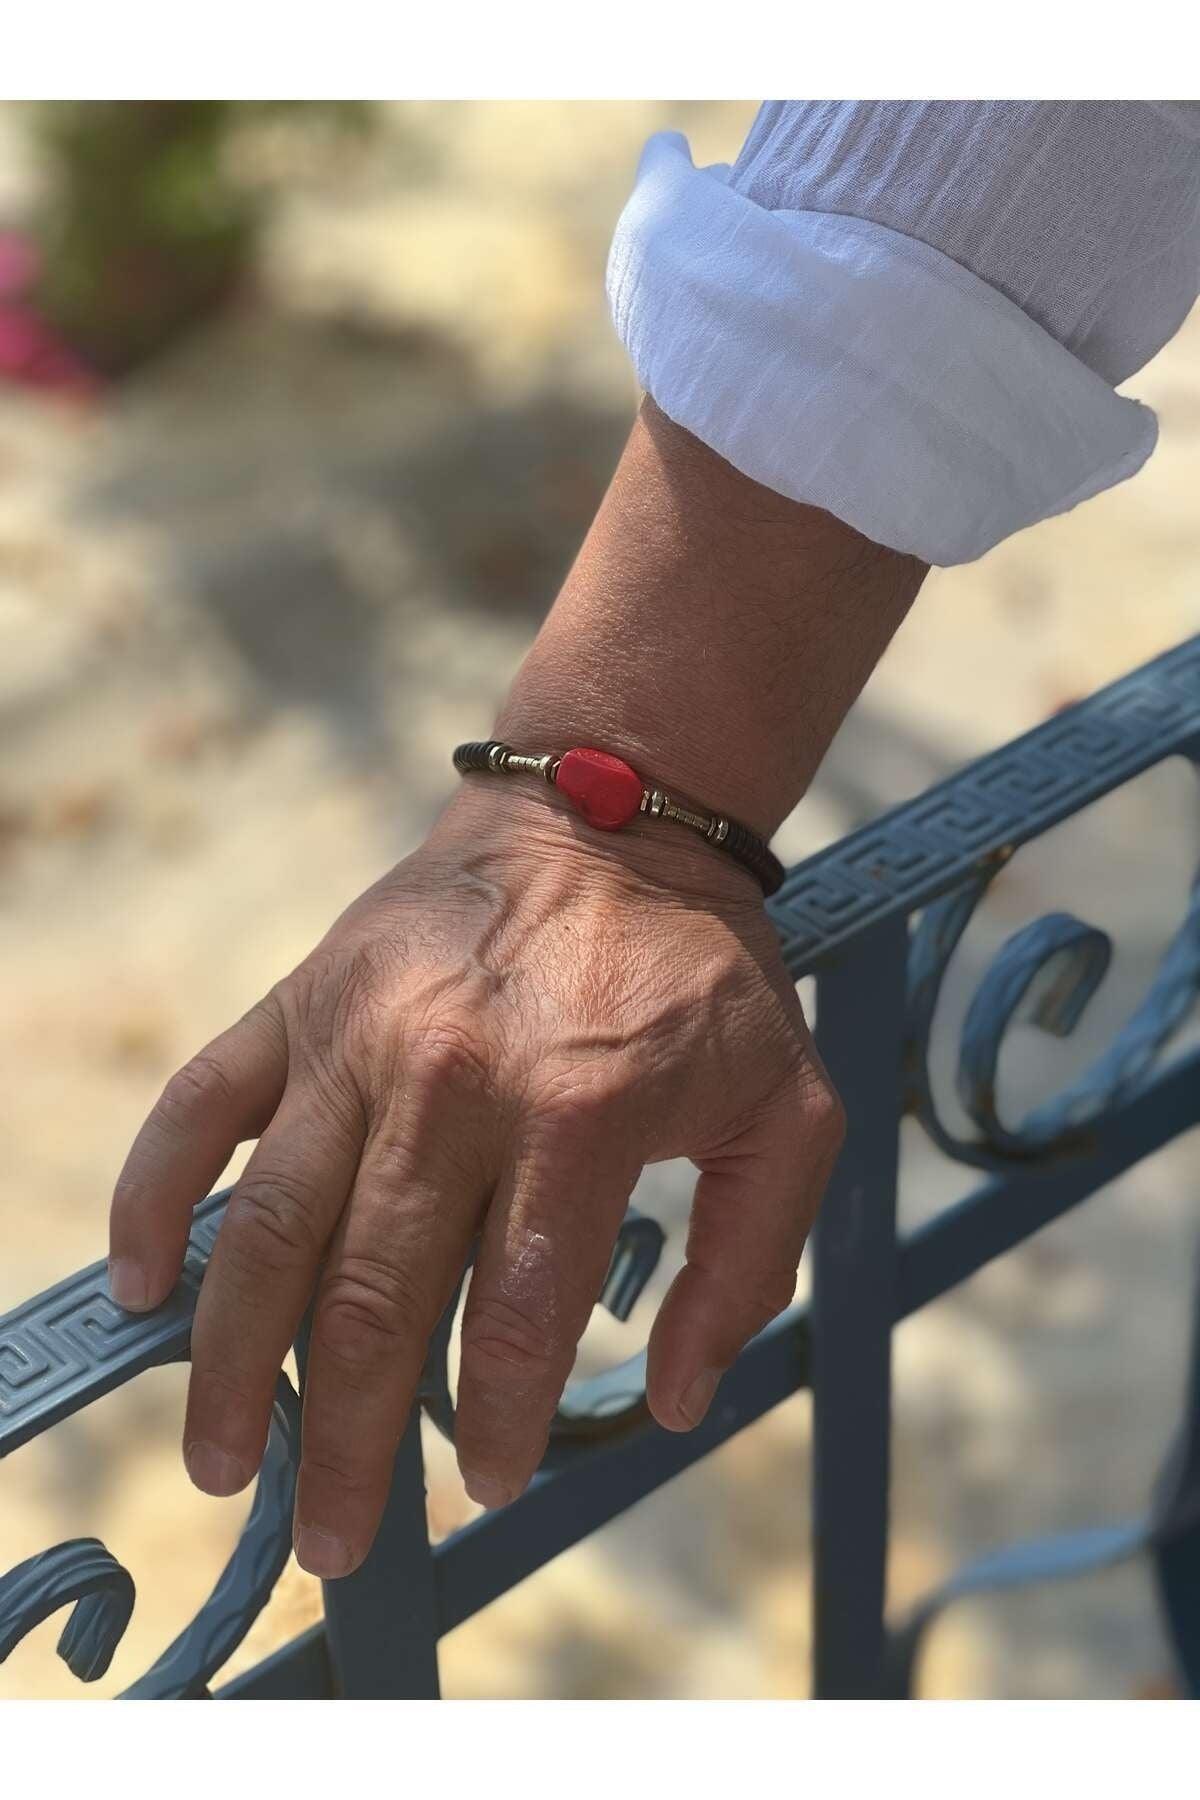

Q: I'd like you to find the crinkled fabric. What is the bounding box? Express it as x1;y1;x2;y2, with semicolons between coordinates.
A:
607;106;1200;566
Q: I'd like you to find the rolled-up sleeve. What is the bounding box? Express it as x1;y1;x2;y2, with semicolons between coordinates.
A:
606;102;1200;566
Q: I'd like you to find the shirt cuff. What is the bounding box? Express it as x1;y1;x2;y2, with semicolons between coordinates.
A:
606;132;1159;567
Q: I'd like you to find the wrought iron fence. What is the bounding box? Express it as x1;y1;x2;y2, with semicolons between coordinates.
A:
2;633;1199;1699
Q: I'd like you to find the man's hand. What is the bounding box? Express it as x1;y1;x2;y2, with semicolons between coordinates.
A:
108;398;923;1578
108;779;841;1576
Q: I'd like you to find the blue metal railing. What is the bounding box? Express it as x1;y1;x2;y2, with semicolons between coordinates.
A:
3;633;1199;1698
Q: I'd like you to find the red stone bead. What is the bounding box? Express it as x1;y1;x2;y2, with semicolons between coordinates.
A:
554;746;644;830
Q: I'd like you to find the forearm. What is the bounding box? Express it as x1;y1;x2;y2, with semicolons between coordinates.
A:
494;397;926;847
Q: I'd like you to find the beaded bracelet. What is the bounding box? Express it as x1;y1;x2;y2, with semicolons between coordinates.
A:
452;740;785;897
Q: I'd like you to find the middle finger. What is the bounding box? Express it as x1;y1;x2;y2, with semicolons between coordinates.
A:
294;1111;490;1577
184;1079;362;1495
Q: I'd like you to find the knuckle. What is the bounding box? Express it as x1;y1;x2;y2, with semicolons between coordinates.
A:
747;1270;798;1327
224;1170;326;1271
405;1014;492;1096
157;1052;236;1130
274;948;354;1028
299;1056;368;1151
111;1163;153;1221
273;978;373;1137
300;1448;377;1496
461;1294;560;1384
698;1261;794;1338
806;1080;847;1154
527;1063;632;1140
783;1058;845;1159
315;1257;427;1374
187;1363;260;1426
688;1240;797;1337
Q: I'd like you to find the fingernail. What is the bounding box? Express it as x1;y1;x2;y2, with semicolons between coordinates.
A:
184;1440;250;1496
108;1258;148;1310
462;1471;513;1511
295;1525;353;1579
679;1368;721;1427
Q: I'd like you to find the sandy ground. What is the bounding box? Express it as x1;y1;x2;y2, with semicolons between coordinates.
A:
1;101;1199;1700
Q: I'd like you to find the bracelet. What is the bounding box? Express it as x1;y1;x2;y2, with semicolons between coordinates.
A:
452;739;785;897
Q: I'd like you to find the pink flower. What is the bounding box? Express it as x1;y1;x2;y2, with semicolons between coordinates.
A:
0;300;100;398
0;234;100;399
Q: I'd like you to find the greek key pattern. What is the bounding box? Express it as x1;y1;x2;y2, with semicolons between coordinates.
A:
769;635;1200;973
0;1192;227;1459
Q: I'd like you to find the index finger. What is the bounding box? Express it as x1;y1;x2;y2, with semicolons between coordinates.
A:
108;1000;288;1311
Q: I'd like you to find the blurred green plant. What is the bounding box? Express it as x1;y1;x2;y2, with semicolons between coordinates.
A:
30;102;371;377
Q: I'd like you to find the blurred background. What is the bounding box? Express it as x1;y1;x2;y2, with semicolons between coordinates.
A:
0;100;1198;1700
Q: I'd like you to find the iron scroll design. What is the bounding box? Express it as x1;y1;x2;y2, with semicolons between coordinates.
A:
0;1192;662;1692
766;634;1200;1170
119;1370;300;1698
0;1539;135;1683
0;1366;300;1697
903;840;1200;1170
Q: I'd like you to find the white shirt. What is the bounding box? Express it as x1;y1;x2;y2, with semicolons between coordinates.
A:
606;102;1200;565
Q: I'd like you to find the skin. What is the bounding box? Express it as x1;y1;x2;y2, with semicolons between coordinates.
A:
108;399;927;1577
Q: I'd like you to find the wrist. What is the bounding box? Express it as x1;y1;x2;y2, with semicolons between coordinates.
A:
432;772;763;912
492;681;769;842
458;734;783;897
494;399;926;841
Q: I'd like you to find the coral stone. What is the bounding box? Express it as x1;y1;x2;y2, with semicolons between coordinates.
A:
555;747;644;830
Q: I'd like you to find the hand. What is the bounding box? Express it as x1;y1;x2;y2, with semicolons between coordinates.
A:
108;777;843;1577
